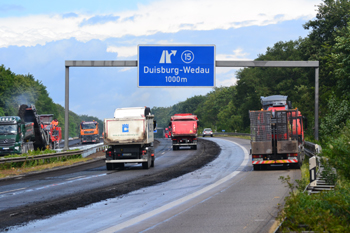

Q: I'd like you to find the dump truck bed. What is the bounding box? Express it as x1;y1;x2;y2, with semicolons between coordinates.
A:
104;116;154;146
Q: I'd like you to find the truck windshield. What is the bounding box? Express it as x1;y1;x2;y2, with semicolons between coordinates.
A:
82;124;97;129
0;125;17;134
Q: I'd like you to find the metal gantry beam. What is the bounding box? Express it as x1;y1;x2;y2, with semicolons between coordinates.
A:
64;60;319;150
215;60;319;68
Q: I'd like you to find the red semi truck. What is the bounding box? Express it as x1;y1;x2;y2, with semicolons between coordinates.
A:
170;113;198;150
249;95;307;170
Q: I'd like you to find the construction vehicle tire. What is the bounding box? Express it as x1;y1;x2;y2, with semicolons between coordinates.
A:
106;163;114;170
253;164;261;170
116;163;124;169
142;154;151;169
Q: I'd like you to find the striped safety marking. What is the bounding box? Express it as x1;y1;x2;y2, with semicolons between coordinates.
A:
252;159;298;164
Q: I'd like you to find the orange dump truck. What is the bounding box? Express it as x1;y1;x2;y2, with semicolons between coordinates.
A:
170;113;198;150
80;121;100;144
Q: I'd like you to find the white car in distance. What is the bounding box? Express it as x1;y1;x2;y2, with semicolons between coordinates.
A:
202;128;213;137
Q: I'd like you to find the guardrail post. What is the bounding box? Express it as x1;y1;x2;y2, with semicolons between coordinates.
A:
309;156;317;187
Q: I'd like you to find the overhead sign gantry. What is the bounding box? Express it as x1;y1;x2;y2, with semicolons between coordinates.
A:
64;46;319;150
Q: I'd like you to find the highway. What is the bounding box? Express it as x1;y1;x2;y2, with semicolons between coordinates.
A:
0;137;301;233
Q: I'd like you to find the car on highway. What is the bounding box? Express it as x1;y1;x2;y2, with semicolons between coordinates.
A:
202;128;213;137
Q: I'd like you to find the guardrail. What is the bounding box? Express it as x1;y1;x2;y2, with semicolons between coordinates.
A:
304;141;335;195
0;144;108;164
304;141;322;157
0;150;84;164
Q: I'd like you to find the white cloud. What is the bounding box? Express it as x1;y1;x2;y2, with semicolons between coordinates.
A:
216;48;250;74
216;48;250;60
216;76;238;87
0;0;319;48
107;46;136;58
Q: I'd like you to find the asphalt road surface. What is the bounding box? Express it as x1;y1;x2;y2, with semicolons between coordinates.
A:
0;137;301;233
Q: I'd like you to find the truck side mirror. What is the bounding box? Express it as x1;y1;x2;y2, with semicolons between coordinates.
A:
153;121;157;130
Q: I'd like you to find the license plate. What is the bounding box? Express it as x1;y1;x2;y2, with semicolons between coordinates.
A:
253;158;263;161
288;157;297;160
122;153;132;156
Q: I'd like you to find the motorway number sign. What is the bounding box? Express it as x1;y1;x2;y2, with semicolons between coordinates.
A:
138;45;215;87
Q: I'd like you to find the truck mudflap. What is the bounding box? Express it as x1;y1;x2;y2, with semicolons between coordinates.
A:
252;159;298;164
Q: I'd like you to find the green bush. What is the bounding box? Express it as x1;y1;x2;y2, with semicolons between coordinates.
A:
279;184;350;232
322;120;350;181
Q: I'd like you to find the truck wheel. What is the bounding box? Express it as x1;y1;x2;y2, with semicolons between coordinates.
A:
173;146;176;151
253;164;261;170
28;143;34;152
291;154;302;169
193;145;197;150
106;163;114;170
116;163;124;169
142;161;150;169
211;135;213;137
151;157;155;167
22;144;27;154
142;155;151;169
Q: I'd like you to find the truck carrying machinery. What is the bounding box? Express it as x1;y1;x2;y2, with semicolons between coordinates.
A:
249;95;306;170
80;121;100;144
170;113;198;150
103;107;156;170
0;104;62;155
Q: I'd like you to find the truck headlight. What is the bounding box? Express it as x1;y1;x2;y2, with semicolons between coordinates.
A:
14;146;19;150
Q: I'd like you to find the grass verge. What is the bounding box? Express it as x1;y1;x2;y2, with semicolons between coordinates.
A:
0;149;87;179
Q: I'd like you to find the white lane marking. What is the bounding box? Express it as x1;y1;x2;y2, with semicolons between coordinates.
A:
66;176;86;181
99;139;249;233
161;152;165;155
0;187;26;194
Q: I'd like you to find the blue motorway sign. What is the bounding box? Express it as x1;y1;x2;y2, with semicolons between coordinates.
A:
138;45;215;87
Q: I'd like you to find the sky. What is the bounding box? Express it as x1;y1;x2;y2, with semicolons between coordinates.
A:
0;0;322;120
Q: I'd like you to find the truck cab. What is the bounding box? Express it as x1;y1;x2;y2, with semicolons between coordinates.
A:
0;116;35;155
80;121;100;144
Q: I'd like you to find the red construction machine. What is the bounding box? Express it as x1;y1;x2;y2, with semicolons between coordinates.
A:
39;114;62;149
249;95;307;170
